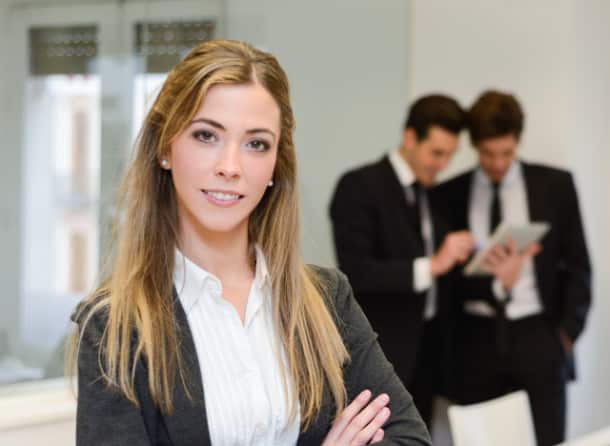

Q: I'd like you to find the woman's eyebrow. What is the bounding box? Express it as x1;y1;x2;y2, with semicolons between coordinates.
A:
190;118;277;140
190;117;224;129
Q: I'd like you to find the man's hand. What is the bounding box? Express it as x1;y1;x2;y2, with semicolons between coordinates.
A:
558;328;573;353
431;231;476;277
481;238;541;289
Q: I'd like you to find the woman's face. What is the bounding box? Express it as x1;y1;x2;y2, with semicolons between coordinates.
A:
167;81;280;240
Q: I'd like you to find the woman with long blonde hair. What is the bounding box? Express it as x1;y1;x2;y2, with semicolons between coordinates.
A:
71;39;430;445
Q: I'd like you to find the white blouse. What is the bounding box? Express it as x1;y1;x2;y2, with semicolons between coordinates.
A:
173;247;300;445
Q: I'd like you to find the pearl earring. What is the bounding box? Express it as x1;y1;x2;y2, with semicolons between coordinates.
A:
268;180;274;187
161;159;169;168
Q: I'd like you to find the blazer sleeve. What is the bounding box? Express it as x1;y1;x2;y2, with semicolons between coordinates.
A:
74;309;153;446
329;171;420;295
556;172;592;341
327;268;432;445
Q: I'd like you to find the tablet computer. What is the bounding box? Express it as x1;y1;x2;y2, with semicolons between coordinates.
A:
464;222;550;276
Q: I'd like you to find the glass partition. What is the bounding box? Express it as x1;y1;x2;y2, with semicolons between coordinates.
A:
1;0;223;390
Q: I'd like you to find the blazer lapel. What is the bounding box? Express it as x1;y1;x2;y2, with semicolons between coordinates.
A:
296;379;333;444
162;288;212;445
459;171;475;230
522;162;546;224
379;157;423;246
521;162;548;291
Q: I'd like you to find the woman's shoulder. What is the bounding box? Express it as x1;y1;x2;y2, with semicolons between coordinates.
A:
70;292;110;338
307;264;349;296
306;265;356;323
307;263;346;288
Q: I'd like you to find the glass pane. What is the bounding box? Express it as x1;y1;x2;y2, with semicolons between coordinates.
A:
29;25;98;75
132;72;167;141
131;19;216;140
134;20;215;73
1;6;224;391
1;26;101;386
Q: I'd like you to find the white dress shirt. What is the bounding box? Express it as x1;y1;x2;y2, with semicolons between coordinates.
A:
173;247;300;445
465;160;544;319
388;149;437;319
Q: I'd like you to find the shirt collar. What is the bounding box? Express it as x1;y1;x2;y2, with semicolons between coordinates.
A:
173;249;217;314
173;244;271;314
474;159;522;189
388;148;416;187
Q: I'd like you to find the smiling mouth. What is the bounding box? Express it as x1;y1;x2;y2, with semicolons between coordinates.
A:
202;190;244;202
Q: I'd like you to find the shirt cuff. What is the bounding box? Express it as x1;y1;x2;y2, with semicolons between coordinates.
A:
492;278;509;300
414;257;433;292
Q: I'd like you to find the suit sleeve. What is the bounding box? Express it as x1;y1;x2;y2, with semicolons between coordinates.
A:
330;269;432;445
329;171;420;295
75;310;152;446
556;173;592;341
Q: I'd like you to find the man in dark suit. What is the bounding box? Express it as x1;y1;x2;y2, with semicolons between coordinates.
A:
329;95;475;428
439;90;592;446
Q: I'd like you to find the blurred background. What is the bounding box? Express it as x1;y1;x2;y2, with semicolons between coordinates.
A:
0;0;608;444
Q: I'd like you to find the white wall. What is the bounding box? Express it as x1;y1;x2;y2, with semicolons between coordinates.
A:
410;0;610;441
0;0;22;355
566;0;610;436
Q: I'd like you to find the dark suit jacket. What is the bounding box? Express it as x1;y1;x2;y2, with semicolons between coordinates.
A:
438;161;592;380
329;156;453;386
74;266;432;445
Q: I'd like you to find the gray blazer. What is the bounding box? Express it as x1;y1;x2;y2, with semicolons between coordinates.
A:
74;266;432;445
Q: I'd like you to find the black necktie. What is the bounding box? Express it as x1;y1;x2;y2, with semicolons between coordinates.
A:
488;181;511;356
490;181;502;235
410;181;422;239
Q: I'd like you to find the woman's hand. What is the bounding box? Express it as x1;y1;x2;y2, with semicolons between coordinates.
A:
321;389;391;445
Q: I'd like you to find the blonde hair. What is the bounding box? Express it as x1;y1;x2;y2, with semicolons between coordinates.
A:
70;40;348;428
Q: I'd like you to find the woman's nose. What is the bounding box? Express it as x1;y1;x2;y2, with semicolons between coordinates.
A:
214;144;241;179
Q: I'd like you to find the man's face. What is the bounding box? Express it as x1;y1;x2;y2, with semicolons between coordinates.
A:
476;133;519;183
403;125;459;187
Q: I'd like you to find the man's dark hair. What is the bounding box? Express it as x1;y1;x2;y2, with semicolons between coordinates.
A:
468;90;524;146
404;94;465;141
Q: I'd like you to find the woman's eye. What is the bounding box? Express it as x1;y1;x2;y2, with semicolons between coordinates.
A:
248;139;271;151
193;130;216;143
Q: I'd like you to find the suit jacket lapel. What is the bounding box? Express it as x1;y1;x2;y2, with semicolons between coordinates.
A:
460;171;475;230
162;288;212;445
296;384;333;444
522;161;546;224
521;162;548;290
379;157;423;246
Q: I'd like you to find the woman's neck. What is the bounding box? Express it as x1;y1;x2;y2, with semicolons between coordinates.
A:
178;221;254;285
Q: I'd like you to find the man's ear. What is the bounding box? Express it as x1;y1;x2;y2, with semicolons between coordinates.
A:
402;127;418;151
